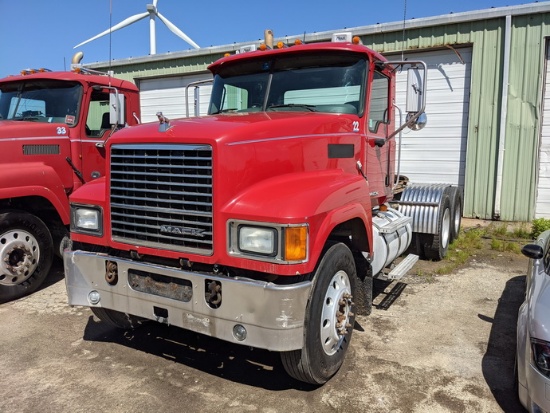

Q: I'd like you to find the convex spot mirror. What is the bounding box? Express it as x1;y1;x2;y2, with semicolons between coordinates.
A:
406;112;427;131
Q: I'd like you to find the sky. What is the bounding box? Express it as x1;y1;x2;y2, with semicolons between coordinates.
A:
0;0;543;78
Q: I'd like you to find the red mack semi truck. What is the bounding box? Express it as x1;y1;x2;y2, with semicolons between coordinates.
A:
0;54;140;302
64;33;462;384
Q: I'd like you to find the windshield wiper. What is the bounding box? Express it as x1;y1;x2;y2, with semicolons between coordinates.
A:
268;104;317;112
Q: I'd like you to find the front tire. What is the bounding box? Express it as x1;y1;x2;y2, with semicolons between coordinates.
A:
0;212;53;303
281;243;357;384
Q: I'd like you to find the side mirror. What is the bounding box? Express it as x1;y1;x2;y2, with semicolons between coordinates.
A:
406;67;425;113
522;244;544;260
109;92;125;125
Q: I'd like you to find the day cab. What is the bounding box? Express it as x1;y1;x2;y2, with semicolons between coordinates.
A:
64;34;459;384
0;57;140;302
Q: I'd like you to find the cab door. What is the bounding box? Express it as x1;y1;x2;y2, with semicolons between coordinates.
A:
79;88;117;183
365;70;393;205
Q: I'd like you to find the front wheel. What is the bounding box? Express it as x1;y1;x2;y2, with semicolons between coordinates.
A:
0;212;53;303
281;243;357;384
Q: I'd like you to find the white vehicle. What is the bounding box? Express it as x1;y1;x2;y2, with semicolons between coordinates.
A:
518;232;550;412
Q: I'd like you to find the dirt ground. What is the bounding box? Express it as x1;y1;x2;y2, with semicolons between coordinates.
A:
0;222;530;412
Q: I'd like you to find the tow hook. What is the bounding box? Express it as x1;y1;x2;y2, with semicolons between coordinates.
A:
205;280;222;308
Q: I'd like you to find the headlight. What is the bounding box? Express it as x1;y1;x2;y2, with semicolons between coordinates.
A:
531;338;550;377
70;205;103;236
238;226;277;256
228;220;308;263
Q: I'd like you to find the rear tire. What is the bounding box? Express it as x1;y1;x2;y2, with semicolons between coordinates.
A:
424;193;452;261
91;307;146;329
447;187;463;242
280;243;357;384
0;212;53;303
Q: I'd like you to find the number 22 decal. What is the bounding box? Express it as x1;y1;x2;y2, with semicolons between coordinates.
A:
352;121;359;132
56;127;67;135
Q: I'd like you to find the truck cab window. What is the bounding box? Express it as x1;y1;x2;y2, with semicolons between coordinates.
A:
86;91;112;137
369;72;390;133
0;81;82;125
209;53;366;115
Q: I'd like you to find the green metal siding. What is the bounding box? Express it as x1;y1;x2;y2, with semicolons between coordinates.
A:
95;53;224;83
362;14;550;221
501;14;550;220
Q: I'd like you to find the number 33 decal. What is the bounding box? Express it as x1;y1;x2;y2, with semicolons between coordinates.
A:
352;121;359;132
56;127;67;135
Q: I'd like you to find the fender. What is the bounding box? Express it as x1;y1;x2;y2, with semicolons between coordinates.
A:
0;163;71;224
69;176;106;206
516;301;529;400
222;169;373;273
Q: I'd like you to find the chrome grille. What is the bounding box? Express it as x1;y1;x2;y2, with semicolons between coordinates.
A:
110;144;213;254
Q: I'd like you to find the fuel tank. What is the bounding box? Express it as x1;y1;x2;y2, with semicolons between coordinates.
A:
368;207;412;276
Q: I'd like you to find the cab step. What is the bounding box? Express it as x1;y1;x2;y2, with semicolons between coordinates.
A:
376;253;419;281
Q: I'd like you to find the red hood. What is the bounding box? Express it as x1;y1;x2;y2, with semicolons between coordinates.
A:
0;119;72;138
104;111;363;211
107;112;358;146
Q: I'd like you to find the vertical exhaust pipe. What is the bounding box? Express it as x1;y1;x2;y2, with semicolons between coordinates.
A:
264;30;274;49
71;52;84;65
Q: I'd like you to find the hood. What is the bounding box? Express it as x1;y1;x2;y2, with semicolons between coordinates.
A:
108;112;358;146
0;119;71;138
105;111;362;211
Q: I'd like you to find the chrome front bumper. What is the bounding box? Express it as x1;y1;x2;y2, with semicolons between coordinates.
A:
64;250;311;351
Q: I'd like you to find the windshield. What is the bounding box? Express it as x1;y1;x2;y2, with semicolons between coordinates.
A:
208;52;366;115
0;80;82;125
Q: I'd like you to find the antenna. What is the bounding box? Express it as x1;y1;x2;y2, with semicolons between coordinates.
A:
402;0;407;61
74;0;200;55
109;0;112;74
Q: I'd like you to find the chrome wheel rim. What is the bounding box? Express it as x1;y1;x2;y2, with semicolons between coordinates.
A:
320;270;353;356
0;230;40;286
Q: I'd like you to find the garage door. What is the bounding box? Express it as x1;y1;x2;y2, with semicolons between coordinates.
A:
138;74;213;123
393;47;472;187
536;42;550;218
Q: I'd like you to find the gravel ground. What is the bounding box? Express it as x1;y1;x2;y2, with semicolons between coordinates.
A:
0;245;528;412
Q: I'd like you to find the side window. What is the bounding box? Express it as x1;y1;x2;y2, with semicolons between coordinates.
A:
86;91;110;137
369;72;390;133
223;84;249;111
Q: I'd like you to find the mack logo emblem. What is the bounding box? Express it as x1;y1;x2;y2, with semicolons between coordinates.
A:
160;225;205;237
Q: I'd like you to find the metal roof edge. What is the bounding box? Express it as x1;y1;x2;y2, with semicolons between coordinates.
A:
302;2;550;41
85;1;550;69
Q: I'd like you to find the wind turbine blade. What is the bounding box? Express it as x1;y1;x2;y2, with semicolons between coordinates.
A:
74;12;150;48
153;0;158;7
156;12;200;49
